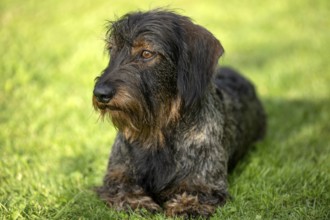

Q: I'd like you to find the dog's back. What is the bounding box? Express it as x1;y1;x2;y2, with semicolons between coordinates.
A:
214;67;267;169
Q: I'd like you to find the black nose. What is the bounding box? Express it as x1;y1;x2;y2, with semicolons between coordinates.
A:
93;83;116;103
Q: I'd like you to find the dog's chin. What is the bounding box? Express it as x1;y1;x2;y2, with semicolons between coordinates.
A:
93;97;122;112
104;105;122;112
98;105;124;114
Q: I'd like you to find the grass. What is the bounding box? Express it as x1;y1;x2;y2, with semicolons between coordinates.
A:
1;0;329;219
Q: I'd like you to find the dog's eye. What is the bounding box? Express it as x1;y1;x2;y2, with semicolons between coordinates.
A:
141;50;154;59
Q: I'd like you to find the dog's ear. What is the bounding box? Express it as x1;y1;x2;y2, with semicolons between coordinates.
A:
177;19;224;108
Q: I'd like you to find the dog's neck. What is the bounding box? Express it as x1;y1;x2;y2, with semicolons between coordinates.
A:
122;87;221;151
119;96;181;150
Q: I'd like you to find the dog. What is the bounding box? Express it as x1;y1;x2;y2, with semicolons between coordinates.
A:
92;9;266;218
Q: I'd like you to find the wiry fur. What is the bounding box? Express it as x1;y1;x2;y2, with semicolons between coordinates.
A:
92;9;266;218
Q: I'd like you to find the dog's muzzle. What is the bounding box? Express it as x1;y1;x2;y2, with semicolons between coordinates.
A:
93;83;116;103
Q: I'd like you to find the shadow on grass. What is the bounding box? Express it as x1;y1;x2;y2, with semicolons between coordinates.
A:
226;98;330;219
233;97;330;173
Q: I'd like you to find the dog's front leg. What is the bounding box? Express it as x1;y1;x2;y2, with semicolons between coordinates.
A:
96;165;161;212
96;135;161;212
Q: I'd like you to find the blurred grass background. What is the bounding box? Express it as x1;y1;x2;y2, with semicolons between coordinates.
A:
0;0;329;219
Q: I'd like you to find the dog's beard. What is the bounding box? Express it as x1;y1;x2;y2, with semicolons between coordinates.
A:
93;86;181;149
94;87;149;128
109;89;150;135
93;86;159;147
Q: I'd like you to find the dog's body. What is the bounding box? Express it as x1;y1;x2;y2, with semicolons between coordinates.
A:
93;10;266;217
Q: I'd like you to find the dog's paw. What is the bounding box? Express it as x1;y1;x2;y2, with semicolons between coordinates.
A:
164;192;215;218
101;191;161;213
124;194;162;213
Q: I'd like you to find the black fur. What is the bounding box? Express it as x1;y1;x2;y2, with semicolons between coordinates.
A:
92;9;266;218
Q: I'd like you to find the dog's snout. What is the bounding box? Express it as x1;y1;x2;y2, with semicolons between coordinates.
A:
93;83;116;103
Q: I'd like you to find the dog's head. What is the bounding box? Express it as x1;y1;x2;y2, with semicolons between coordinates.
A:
93;10;224;146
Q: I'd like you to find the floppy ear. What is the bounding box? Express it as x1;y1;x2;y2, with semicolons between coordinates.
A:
177;19;224;108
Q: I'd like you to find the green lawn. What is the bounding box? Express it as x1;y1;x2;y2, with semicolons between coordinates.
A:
1;0;329;219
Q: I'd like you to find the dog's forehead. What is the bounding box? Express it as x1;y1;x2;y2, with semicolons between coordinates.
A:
110;30;164;52
109;11;184;47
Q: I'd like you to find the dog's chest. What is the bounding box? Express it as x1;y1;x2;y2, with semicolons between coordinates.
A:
128;143;177;195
